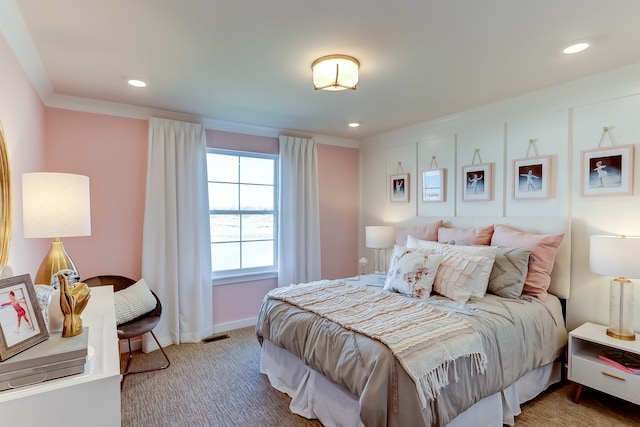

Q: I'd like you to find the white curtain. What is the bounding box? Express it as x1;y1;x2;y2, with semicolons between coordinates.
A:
141;117;213;350
278;135;322;287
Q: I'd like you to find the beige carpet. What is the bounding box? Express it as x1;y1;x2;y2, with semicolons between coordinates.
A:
121;327;640;427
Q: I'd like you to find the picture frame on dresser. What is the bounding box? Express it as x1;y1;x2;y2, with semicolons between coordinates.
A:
513;155;551;200
462;163;493;201
581;145;634;197
0;274;48;361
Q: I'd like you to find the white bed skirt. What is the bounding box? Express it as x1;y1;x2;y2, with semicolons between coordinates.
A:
261;339;562;427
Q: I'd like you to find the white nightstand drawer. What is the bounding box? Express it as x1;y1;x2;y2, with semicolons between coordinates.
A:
571;355;640;405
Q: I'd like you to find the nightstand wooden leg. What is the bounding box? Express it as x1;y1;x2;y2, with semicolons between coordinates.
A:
573;384;583;403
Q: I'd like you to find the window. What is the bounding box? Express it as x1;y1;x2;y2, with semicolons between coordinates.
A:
207;149;278;278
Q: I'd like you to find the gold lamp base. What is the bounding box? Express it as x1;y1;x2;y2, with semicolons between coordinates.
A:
34;238;78;285
606;328;636;341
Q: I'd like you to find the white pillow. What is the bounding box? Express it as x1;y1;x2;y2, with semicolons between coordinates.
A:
433;249;490;303
113;278;157;325
384;246;443;298
406;237;497;298
406;235;439;251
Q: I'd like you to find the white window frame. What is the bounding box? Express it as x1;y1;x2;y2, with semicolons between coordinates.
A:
208;148;279;284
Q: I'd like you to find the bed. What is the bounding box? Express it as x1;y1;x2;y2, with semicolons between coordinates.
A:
256;217;571;427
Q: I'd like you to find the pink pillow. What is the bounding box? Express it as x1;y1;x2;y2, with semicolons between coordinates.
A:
438;225;494;245
395;220;442;246
490;225;564;301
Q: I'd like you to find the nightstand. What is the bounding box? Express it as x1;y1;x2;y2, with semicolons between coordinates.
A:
344;273;386;288
568;322;640;405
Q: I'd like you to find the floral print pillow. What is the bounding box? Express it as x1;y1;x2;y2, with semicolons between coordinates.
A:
383;246;443;298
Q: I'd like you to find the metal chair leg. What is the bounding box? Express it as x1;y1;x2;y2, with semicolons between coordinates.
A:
121;331;171;381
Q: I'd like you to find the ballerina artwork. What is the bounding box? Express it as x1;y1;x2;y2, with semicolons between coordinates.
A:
520;169;540;191
468;173;483;194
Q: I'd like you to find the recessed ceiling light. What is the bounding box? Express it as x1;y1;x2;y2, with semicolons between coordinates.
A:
563;43;589;54
128;79;147;88
348;122;360;128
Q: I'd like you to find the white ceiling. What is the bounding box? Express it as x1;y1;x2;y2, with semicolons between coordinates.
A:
7;1;640;140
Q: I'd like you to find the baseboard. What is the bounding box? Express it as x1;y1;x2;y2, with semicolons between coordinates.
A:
118;317;258;353
212;316;257;334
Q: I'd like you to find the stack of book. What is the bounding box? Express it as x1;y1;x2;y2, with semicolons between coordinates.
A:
0;328;88;391
598;349;640;375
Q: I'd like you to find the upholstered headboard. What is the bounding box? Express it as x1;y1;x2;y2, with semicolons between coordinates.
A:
393;216;571;299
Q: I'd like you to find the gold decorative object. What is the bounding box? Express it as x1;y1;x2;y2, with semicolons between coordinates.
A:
58;273;91;338
0;122;11;268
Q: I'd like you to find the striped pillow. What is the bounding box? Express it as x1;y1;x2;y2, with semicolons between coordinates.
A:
114;278;157;325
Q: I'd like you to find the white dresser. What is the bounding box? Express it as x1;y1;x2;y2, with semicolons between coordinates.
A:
0;286;121;426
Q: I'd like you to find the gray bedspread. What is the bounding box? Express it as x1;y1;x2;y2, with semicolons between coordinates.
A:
256;285;567;427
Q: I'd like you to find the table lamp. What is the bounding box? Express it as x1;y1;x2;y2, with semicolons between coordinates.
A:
365;226;395;274
22;173;91;285
589;235;640;341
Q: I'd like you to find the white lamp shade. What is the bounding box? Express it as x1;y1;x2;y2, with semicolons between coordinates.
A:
590;235;640;279
312;55;359;91
23;172;91;238
365;226;395;249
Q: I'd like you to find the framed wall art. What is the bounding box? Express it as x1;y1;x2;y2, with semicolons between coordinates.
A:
0;274;48;361
422;169;446;202
390;173;409;203
581;145;634;197
513;156;551;200
462;163;493;201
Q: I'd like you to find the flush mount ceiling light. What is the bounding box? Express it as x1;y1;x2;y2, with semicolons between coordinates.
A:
312;54;360;91
563;42;590;54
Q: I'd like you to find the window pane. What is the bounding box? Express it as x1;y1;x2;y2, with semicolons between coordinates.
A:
242;214;274;241
240;157;274;185
212;242;240;271
210;183;238;210
211;214;239;242
208;153;238;182
240;184;273;210
242;240;274;268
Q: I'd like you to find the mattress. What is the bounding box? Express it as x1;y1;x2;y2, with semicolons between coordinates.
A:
256;283;567;427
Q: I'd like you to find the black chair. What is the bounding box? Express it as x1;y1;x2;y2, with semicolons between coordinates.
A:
83;275;170;386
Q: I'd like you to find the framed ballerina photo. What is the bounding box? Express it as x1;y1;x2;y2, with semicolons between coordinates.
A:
390;173;410;203
0;274;48;361
462;163;493;201
581;145;634;197
513;156;552;200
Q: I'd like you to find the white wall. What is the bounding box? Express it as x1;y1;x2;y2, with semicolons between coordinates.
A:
359;61;640;332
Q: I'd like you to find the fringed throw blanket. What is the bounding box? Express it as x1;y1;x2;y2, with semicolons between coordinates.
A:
266;280;487;407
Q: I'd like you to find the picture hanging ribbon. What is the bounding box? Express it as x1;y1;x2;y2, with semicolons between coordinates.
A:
597;126;617;148
526;138;539;158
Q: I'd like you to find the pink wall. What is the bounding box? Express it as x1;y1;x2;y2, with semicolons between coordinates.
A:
318;144;359;279
44;109;148;280
0;33;48;276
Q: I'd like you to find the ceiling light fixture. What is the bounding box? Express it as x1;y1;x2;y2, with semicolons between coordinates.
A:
348;122;360;128
128;79;148;88
563;42;589;54
312;54;359;91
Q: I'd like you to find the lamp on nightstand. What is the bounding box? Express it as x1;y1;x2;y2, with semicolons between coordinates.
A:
365;226;395;274
589;235;640;341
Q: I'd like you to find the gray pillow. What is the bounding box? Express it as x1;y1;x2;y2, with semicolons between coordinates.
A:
488;247;531;298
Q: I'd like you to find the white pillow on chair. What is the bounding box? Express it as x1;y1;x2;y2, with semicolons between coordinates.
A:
113;278;157;325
